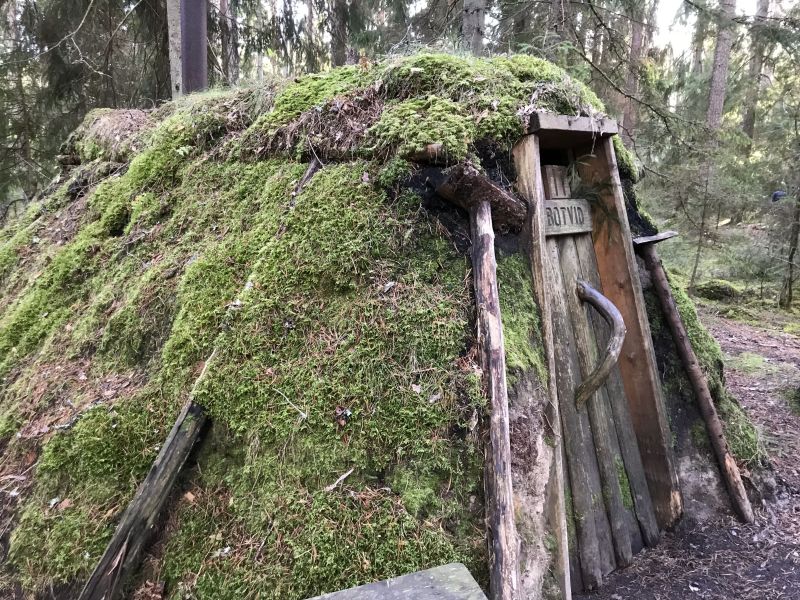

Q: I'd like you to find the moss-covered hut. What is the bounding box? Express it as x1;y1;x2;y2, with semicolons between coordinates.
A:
0;53;759;599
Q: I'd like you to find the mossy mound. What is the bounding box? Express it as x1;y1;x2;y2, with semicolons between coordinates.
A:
0;51;747;598
0;53;580;597
693;279;740;302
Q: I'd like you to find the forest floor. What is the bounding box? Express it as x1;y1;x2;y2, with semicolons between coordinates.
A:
577;306;800;600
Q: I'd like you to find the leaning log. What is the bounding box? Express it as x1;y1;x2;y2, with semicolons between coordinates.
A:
470;198;521;600
78;400;207;600
636;241;754;524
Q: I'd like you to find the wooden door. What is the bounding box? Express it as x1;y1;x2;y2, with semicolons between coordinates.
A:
541;165;659;592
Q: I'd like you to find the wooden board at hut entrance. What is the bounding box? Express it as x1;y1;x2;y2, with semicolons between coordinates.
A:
539;165;660;592
575;137;683;529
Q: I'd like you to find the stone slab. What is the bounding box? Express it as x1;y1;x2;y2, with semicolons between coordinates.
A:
305;563;487;600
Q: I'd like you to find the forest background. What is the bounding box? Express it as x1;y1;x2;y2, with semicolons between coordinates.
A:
1;0;800;309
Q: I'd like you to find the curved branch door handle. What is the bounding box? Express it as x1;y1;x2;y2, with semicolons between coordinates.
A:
574;279;627;407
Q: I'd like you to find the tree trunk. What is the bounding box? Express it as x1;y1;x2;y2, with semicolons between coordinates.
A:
463;0;485;56
621;4;645;146
779;198;800;309
688;183;709;295
547;0;572;56
691;8;709;75
219;0;239;85
706;0;737;130
331;0;347;66
741;0;769;143
166;0;182;97
470;199;520;600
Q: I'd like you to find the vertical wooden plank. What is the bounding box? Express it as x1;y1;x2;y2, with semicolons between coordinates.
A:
577;137;683;528
512;136;571;599
470;200;520;600
557;234;634;568
545;236;615;588
573;238;660;547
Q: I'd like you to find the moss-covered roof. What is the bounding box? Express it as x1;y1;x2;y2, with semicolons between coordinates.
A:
0;52;625;597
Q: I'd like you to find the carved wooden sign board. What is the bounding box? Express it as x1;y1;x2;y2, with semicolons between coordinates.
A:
544;199;593;236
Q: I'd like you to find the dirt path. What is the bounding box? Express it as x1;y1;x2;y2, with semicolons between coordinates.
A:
577;309;800;600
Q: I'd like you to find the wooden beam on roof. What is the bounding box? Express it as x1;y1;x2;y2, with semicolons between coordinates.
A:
527;113;618;150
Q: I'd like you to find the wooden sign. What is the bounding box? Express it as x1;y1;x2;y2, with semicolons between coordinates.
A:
545;199;593;236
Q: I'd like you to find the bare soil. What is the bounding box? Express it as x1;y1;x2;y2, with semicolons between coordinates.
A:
577;307;800;600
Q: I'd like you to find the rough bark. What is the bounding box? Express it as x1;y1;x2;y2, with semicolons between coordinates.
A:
779;198;800;309
331;0;347;66
639;244;754;524
706;0;737;130
547;0;573;57
166;0;182;97
220;0;240;85
470;199;521;600
741;0;770;142
621;4;645;146
463;0;485;56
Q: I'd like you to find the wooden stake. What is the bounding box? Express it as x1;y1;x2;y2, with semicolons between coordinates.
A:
636;243;754;524
470;198;520;600
512;135;571;599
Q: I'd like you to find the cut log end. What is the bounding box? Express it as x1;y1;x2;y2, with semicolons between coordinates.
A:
436;162;528;231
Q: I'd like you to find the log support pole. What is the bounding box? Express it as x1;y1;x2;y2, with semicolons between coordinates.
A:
470;198;520;600
635;240;754;523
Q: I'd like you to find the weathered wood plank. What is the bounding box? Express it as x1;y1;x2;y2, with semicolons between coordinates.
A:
470;199;521;600
545;233;615;589
512;135;571;600
574;236;660;547
577;137;682;529
307;563;487;600
557;234;633;568
527;113;618;149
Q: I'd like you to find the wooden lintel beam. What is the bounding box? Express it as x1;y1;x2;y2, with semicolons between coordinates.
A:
528;113;618;150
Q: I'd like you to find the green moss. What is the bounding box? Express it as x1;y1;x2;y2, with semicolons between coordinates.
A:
377;157;415;190
246;66;371;136
726;351;775;375
9;502;113;589
368;96;475;161
670;279;764;465
613;136;638;182
497;254;547;383
784;387;800;415
615;458;634;511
